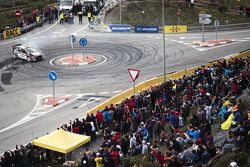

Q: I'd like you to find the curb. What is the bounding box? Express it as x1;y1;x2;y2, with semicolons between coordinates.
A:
42;96;70;108
193;39;233;47
59;56;96;66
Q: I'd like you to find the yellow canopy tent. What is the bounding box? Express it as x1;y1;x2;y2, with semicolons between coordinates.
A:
32;129;91;154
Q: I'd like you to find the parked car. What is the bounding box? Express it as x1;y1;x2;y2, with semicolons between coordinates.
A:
12;44;44;62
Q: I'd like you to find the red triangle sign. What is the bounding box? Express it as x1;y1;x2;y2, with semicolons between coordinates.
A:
128;68;140;82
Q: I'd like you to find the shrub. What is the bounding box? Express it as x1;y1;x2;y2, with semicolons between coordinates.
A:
122;154;161;167
213;152;249;167
218;5;228;13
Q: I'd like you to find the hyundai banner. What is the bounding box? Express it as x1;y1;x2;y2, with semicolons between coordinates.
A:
109;25;131;32
135;26;159;33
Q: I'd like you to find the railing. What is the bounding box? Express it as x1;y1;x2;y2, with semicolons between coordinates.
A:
0;17;46;40
188;22;250;32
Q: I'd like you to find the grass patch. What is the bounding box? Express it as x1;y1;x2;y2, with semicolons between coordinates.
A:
211;151;250;167
0;0;56;28
105;1;250;26
123;154;161;167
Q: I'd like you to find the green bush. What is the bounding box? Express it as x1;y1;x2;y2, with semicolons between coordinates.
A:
123;155;161;167
218;5;228;13
213;152;249;167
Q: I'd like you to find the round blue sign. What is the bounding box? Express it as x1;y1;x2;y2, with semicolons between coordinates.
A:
48;71;58;81
79;38;88;46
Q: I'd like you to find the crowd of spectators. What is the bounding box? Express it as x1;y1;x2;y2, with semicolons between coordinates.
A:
62;56;248;167
0;56;249;167
0;5;58;34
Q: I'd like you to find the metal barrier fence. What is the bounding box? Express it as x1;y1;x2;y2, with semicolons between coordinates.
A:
0;17;46;40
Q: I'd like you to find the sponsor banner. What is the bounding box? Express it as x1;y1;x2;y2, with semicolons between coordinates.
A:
164;25;187;33
135;26;159;33
3;27;21;39
109;25;131;32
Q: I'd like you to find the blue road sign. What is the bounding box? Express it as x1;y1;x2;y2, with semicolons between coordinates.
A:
48;71;58;81
79;38;88;46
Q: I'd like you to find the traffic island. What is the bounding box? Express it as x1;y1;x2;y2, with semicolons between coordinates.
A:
192;39;233;47
58;55;96;66
43;96;70;108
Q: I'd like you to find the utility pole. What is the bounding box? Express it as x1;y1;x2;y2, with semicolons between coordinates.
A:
162;0;166;82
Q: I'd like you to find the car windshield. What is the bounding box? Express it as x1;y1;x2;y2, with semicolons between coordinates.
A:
25;47;37;54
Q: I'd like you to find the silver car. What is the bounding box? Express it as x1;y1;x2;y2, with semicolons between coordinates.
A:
12;44;44;62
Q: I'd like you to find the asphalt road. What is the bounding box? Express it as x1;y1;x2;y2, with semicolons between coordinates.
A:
0;17;249;153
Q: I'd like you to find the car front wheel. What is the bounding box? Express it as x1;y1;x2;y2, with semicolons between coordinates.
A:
13;54;17;59
26;57;31;62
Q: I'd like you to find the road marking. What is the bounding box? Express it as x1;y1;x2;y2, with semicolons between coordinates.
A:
72;24;89;35
49;54;107;68
0;20;59;45
53;28;66;34
79;97;102;108
0;94;83;134
99;92;109;95
112;90;122;93
179;36;201;39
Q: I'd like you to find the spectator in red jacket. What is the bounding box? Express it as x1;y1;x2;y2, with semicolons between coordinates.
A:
151;146;165;167
96;111;103;129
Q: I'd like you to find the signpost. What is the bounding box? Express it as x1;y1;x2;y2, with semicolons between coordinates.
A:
69;35;76;60
48;71;58;99
69;35;76;49
177;9;181;25
214;19;220;41
79;38;88;60
199;14;212;42
128;68;140;97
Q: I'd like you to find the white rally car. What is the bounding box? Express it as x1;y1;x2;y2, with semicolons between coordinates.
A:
12;44;44;62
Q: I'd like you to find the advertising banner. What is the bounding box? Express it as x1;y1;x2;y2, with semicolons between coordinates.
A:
3;27;21;39
135;26;159;33
164;25;187;33
109;25;131;32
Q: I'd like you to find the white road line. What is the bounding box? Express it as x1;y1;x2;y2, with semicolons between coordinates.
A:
79;97;102;108
29;112;45;115
112;90;122;93
50;54;107;68
155;37;161;39
0;94;83;134
72;24;89;35
0;20;59;45
99;92;109;95
53;28;66;34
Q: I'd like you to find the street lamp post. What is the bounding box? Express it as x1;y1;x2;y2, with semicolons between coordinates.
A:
162;0;166;82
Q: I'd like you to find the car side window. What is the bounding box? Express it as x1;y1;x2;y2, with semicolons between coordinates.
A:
21;49;26;54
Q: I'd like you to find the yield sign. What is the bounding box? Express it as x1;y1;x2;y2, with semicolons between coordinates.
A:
128;68;140;82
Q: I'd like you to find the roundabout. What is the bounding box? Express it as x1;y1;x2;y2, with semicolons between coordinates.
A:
0;19;249;154
54;54;96;66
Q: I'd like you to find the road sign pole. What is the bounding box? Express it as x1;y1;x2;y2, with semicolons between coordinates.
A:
53;80;55;99
83;46;84;61
133;81;135;97
216;26;218;41
202;24;205;42
162;0;166;82
177;17;180;25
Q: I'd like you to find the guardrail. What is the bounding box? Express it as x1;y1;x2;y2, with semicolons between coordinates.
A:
188;22;250;32
0;17;46;40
